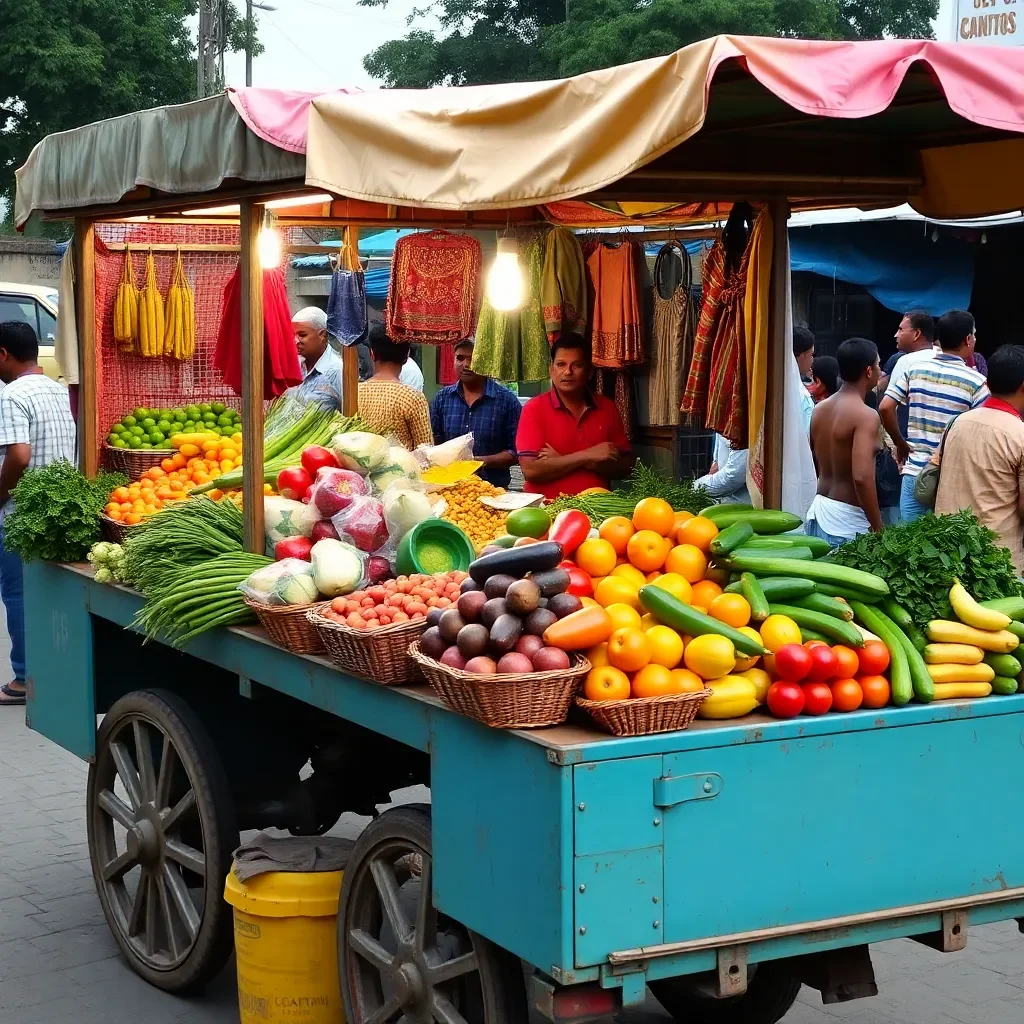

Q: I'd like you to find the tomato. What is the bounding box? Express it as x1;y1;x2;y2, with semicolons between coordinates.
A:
801;681;833;716
773;643;813;682
565;567;594;598
857;640;891;677
766;680;805;718
859;675;891;709
277;466;313;502
300;444;338;477
830;678;864;712
558;560;577;570
806;645;839;682
803;640;829;650
831;645;861;680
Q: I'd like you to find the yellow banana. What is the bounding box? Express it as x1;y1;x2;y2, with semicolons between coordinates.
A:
949;580;1011;632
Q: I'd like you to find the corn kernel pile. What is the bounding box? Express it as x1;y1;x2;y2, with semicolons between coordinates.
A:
439;476;508;551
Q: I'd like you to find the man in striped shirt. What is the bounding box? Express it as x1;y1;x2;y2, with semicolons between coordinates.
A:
880;309;988;523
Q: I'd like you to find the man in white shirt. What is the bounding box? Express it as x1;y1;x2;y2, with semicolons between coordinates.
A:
291;307;343;411
399;355;424;391
696;434;750;504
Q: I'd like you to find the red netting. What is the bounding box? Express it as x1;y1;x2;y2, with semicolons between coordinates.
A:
93;223;241;451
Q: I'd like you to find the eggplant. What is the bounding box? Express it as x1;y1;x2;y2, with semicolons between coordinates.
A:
468;541;564;584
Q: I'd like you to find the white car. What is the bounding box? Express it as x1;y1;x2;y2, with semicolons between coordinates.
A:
0;281;62;381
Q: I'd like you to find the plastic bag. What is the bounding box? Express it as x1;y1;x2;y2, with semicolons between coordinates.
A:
331;431;391;475
264;496;316;556
310;539;367;597
308;466;370;519
381;479;433;542
330;494;389;553
239;558;320;607
415;432;474;469
369;445;422;494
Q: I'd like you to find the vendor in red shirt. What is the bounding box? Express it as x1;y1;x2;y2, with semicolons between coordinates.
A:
517;337;634;499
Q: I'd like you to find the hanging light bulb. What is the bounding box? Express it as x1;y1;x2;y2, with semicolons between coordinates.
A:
486;236;524;311
257;211;282;269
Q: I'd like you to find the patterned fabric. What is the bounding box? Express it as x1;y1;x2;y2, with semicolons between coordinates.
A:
705;245;751;447
0;373;77;521
541;228;587;342
519;238;549;381
648;241;693;426
357;379;434;451
326;268;367;346
596;369;637;443
584;241;644;369
385;231;481;345
680;241;726;423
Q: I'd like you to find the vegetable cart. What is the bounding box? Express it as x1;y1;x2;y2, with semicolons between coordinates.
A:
17;35;1024;1024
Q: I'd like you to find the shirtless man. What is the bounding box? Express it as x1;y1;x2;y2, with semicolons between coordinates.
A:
805;337;884;545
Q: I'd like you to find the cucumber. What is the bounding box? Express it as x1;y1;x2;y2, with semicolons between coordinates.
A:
740;573;770;623
725;577;816;601
799;627;831;644
767;604;864;647
865;604;934;703
743;535;832;557
699;510;804;535
992;675;1019;695
814;581;881;604
792;593;855;621
639;585;769;656
728;545;813;561
1006;620;1024;642
709;521;754;556
850;601;912;706
985;652;1022;677
725;555;889;597
699;503;755;521
881;599;914;633
980;596;1024;620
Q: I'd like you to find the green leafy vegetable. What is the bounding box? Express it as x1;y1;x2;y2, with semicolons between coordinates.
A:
830;511;1024;629
4;461;126;563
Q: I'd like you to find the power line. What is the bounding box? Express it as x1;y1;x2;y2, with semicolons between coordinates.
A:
262;15;342;79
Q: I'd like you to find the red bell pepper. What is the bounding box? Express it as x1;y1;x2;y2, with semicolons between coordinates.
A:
565;567;593;598
549;510;590;557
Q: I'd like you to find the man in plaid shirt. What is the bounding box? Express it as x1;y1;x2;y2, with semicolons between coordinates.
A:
0;322;76;705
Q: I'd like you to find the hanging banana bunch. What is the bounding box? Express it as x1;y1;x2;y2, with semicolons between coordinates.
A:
164;249;196;359
113;245;139;351
138;249;165;357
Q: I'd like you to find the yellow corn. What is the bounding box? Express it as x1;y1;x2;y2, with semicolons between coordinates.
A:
163;249;195;360
113;247;139;351
438;476;508;551
138;250;165;357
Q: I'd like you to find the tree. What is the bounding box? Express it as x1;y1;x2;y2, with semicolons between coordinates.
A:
360;0;938;87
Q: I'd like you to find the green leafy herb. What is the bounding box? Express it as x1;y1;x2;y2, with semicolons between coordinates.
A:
830;511;1024;629
4;461;127;563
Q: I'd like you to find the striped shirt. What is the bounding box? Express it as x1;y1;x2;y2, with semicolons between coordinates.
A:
886;352;988;476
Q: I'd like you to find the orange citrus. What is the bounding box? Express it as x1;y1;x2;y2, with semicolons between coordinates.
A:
683;634;736;680
632;497;676;537
645;625;684;668
631;663;677;698
584;666;631;701
594;576;642;611
708;593;752;629
605;603;643;633
760;613;802;652
738;667;772;703
673;510;695;531
626;529;669;572
664;544;708;584
575;538;617;578
640;613;658;630
669;668;706;694
611;563;647;589
598;516;635;556
649;572;692;604
586;642;610;669
676;515;719;553
732;626;764;672
606;627;652;672
690;579;724;609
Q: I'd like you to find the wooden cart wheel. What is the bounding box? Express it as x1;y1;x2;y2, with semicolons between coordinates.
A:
650;964;802;1024
339;804;527;1024
86;689;238;993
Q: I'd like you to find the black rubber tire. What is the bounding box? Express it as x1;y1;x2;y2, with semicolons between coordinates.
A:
338;803;528;1024
86;688;238;994
650;963;802;1024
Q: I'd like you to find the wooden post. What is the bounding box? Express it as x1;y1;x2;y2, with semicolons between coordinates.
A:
74;219;98;477
341;225;360;417
763;198;790;510
239;201;265;553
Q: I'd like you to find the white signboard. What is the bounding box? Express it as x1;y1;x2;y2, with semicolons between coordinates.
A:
955;0;1021;44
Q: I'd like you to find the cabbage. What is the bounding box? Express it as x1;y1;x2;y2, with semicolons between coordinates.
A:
382;484;433;540
241;558;319;606
273;573;319;605
264;496;316;554
331;431;390;476
310;539;365;597
370;446;422;493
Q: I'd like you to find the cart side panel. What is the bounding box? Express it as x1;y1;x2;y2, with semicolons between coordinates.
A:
24;559;96;760
431;715;576;979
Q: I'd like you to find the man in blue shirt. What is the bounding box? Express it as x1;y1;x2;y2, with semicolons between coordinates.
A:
291;307;343;411
431;339;521;488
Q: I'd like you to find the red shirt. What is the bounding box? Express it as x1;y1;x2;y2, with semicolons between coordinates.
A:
516;388;630;499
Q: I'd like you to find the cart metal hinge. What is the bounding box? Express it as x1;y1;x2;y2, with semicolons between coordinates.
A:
653;772;723;808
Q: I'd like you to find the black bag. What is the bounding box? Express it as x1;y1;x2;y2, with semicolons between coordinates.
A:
875;447;901;508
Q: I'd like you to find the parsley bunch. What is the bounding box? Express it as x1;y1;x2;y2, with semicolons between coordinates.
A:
4;461;127;563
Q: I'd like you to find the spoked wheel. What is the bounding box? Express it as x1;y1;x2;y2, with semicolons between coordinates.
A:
86;689;237;993
339;804;527;1024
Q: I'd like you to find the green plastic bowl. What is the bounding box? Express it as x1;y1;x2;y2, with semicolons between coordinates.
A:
395;519;475;577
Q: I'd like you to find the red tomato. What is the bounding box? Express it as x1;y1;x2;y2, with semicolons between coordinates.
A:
565;567;593;597
858;640;891;677
831;645;861;680
277;466;313;502
803;640;829;650
830;678;864;712
801;681;833;716
300;444;338;477
773;643;813;682
766;680;805;718
859;675;891;709
558;560;577;571
806;645;839;682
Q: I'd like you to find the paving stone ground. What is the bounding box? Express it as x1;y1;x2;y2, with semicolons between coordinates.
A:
2;691;1024;1024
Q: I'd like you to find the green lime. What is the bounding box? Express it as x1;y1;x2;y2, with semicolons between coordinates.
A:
107;433;119;445
157;419;172;433
216;414;232;427
140;443;153;449
133;407;149;421
127;436;141;449
173;410;187;423
150;432;165;445
184;420;195;430
200;403;212;413
142;418;156;429
113;438;128;449
123;415;137;427
130;425;144;437
211;402;226;415
202;413;217;424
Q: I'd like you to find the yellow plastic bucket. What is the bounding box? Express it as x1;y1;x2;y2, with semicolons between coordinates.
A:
224;866;345;1024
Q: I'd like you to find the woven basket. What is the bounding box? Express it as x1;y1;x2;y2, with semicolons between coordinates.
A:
575;688;712;736
306;607;428;685
245;599;329;655
409;642;590;729
98;514;141;545
103;444;173;477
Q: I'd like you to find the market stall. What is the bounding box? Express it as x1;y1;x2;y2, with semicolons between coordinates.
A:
15;33;1024;1024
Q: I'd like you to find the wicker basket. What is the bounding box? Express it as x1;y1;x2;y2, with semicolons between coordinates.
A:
409;642;590;729
245;599;329;655
575;688;712;736
103;444;173;478
306;607;428;685
98;514;141;545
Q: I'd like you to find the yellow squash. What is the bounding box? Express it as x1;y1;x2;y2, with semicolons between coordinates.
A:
926;620;1019;653
926;662;995;684
923;643;985;665
697;675;757;720
949;580;1011;632
930;681;993;700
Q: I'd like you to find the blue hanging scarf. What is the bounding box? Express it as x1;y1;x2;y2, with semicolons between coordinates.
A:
327;267;367;346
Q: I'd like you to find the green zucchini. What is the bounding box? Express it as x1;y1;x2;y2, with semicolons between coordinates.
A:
792;593;855;621
709;521;754;556
743;535;832;558
992;675;1019;695
814;581;881;604
985;652;1022;677
697;509;803;535
869;605;934;703
881;599;914;633
979;596;1024;620
725;555;889;597
639;585;768;656
728;545;813;562
767;604;864;647
725;577;816;601
740;573;770;623
1006;620;1024;642
699;503;755;521
905;622;928;654
850;601;913;706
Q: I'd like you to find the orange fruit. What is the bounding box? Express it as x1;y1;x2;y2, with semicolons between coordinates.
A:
673;510;695;531
640;613;658;630
859;675;890;709
831;645;861;680
830;678;864;712
594;576;642;611
664;544;707;584
584;666;631;701
626;529;668;572
738;667;772;702
732;626;764;672
760;613;802;652
650;572;692;604
631;663;677;698
708;593;752;629
586;642;610;669
598;516;635;556
645;625;684;668
669;668;706;694
632;497;676;537
683;634;736;680
576;538;617;578
676;515;719;553
106;508;123;521
605;603;643;632
606;627;652;672
611;563;647;589
690;579;723;609
124;512;142;525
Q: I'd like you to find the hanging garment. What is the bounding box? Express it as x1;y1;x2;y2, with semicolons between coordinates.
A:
472;298;522;382
742;209;774;506
385;230;481;344
519;237;549;381
438;343;460;385
541;227;587;342
327;267;367;346
214;265;303;399
596;369;637;443
648;241;694;426
585;240;644;369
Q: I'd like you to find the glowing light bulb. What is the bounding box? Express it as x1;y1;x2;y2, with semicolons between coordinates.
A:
486;237;524;312
258;227;282;269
